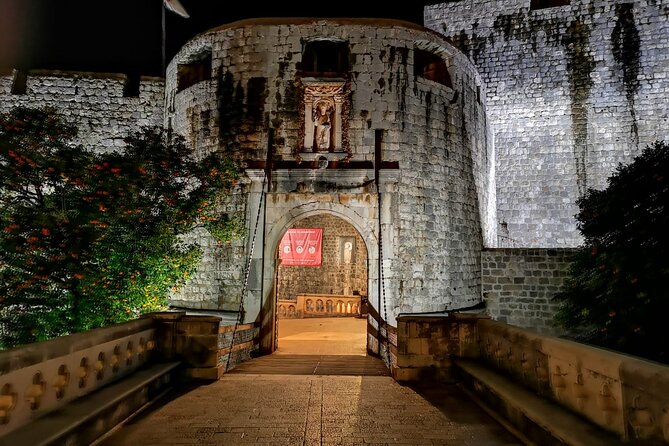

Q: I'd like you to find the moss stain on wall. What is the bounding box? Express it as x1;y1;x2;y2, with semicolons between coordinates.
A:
562;19;596;197
612;3;641;147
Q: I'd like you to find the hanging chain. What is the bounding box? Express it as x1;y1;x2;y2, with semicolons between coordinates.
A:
378;206;392;369
225;175;266;373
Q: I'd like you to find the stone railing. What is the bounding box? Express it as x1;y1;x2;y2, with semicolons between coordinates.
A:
219;323;260;373
277;294;363;319
0;311;260;445
147;313;260;379
366;304;397;368
475;319;669;444
395;315;669;444
0;317;164;445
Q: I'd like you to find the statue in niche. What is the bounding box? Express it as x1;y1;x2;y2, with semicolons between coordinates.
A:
343;241;353;264
313;100;334;150
341;237;355;264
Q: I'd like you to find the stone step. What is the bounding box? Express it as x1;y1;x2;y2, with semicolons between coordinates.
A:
228;354;389;376
454;359;625;446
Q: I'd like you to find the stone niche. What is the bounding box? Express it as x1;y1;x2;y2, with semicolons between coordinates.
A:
301;78;347;153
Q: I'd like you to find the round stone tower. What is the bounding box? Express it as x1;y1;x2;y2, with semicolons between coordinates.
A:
164;18;495;349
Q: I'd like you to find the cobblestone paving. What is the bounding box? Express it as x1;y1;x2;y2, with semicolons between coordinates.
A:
102;373;522;445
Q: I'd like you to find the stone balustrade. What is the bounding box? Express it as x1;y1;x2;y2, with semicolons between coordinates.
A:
0;311;260;445
277;294;363;319
476;319;669;443
0;318;157;437
396;315;669;444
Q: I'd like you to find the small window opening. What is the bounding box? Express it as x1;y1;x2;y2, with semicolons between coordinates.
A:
300;41;349;77
530;0;570;10
177;50;212;93
414;49;452;88
11;70;27;95
123;74;141;97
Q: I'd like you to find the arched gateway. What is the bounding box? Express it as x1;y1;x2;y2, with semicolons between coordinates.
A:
164;18;496;358
262;202;376;353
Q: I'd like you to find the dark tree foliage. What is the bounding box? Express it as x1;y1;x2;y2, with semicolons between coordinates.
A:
0;107;240;347
555;141;669;363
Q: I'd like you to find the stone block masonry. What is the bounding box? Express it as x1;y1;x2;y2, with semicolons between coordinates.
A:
0;69;164;151
166;19;495;321
481;248;576;335
425;0;669;248
277;213;367;301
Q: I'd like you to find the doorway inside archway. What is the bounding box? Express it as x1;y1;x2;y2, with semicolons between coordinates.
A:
275;213;368;355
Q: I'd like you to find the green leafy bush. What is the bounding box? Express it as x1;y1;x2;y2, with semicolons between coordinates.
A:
555;141;669;363
0;107;240;347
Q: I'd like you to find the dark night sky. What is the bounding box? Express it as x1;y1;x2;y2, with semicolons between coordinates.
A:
0;0;442;77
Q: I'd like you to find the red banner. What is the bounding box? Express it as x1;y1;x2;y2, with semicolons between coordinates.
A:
279;228;322;266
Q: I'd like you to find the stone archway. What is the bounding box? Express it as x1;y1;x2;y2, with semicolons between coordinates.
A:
259;199;379;353
274;213;369;355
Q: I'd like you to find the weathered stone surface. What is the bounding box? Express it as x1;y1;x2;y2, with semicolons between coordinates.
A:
481;248;575;335
0;70;164;150
165;19;495;323
100;373;521;445
425;0;669;247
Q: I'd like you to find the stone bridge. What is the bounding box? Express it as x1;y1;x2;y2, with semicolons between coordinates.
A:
1;311;667;446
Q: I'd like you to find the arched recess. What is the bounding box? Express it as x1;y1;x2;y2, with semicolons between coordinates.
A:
259;200;378;353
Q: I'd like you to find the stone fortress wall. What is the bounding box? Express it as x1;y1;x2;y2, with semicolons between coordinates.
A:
0;69;164;150
481;248;575;335
0;12;615;334
165;19;495;323
425;0;669;248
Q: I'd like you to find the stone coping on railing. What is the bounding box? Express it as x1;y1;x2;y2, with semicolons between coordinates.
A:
396;314;669;444
0;318;154;374
477;319;669;443
0;318;157;436
0;311;264;442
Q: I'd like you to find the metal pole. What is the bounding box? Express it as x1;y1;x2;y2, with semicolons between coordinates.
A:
260;128;273;346
375;129;383;354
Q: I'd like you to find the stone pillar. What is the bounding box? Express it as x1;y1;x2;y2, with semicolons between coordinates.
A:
147;312;223;380
394;314;486;382
304;96;314;149
334;98;343;150
244;169;267;324
146;311;186;360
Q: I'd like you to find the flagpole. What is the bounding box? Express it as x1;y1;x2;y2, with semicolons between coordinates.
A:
161;2;166;75
162;0;190;75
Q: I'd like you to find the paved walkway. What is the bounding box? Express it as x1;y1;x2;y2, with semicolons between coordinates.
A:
100;319;521;445
101;367;521;445
277;317;367;356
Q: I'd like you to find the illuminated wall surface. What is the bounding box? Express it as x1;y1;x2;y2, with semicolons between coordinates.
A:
0;71;164;151
163;19;493;322
425;0;669;247
3;3;666;327
277;214;367;302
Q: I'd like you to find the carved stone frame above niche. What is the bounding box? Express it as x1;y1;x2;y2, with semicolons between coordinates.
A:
299;78;351;161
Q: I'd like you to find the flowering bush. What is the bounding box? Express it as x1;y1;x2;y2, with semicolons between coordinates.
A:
0;107;240;347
